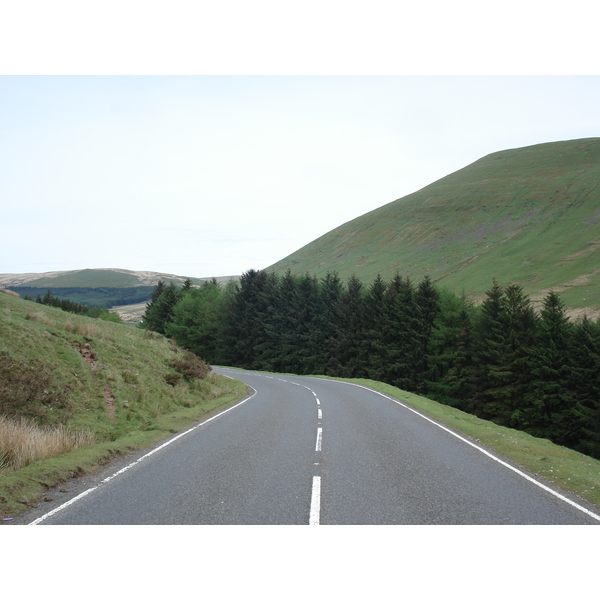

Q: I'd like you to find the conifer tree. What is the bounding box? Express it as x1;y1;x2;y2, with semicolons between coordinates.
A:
412;276;440;394
439;295;477;408
293;273;321;374
468;282;538;427
141;281;165;326
260;270;292;373
569;316;600;456
360;274;388;381
469;280;509;420
219;269;272;369
142;280;178;333
502;284;538;428
150;280;166;302
427;289;475;406
337;274;365;378
317;272;346;376
526;290;575;443
383;274;417;391
247;271;279;371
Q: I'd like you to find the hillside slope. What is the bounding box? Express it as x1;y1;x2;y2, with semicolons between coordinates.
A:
268;138;600;311
0;289;246;517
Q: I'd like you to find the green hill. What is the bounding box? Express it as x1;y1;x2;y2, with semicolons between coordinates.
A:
268;138;600;313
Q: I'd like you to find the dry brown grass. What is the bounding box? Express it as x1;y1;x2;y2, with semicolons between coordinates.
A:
25;311;56;327
64;319;101;338
0;288;20;298
25;311;102;338
0;416;95;474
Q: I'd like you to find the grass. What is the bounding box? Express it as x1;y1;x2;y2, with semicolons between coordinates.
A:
0;379;247;519
0;291;248;519
325;376;600;511
268;138;600;314
0;416;95;473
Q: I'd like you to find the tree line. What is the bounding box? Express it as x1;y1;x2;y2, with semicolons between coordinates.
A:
141;270;600;460
30;290;122;322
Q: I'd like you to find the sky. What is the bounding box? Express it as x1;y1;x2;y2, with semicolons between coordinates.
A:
1;4;599;279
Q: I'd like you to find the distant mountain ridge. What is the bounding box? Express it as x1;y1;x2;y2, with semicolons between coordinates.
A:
0;268;236;289
268;138;600;312
0;268;239;313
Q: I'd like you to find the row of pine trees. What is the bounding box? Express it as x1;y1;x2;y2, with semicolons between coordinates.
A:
141;270;600;459
30;289;122;322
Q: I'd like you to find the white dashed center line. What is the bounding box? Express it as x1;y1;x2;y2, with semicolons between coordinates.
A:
315;427;323;452
309;476;321;525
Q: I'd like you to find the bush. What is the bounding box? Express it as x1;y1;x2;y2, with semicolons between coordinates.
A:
168;351;211;381
164;372;182;386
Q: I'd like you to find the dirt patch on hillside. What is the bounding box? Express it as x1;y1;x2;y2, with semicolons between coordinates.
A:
75;342;107;371
103;388;116;418
75;342;115;418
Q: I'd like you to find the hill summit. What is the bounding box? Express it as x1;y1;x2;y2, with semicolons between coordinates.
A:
268;138;600;312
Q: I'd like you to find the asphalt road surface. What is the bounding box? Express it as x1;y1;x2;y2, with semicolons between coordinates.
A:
20;367;600;525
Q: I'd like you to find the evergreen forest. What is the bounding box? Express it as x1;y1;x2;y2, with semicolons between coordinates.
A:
141;270;600;460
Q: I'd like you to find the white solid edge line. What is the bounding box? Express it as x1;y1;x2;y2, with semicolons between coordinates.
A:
327;379;600;523
29;385;258;525
309;475;321;525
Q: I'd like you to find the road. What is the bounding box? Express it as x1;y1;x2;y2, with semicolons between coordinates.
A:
21;367;600;525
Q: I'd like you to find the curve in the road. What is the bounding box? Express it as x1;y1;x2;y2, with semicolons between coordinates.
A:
23;368;600;525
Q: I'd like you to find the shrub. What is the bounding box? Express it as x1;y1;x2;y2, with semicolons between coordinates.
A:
168;351;211;381
164;372;182;386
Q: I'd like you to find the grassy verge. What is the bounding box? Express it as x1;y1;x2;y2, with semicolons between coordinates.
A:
0;291;248;520
319;376;600;511
0;374;247;520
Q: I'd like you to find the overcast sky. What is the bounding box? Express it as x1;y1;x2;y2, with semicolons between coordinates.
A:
1;5;599;279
